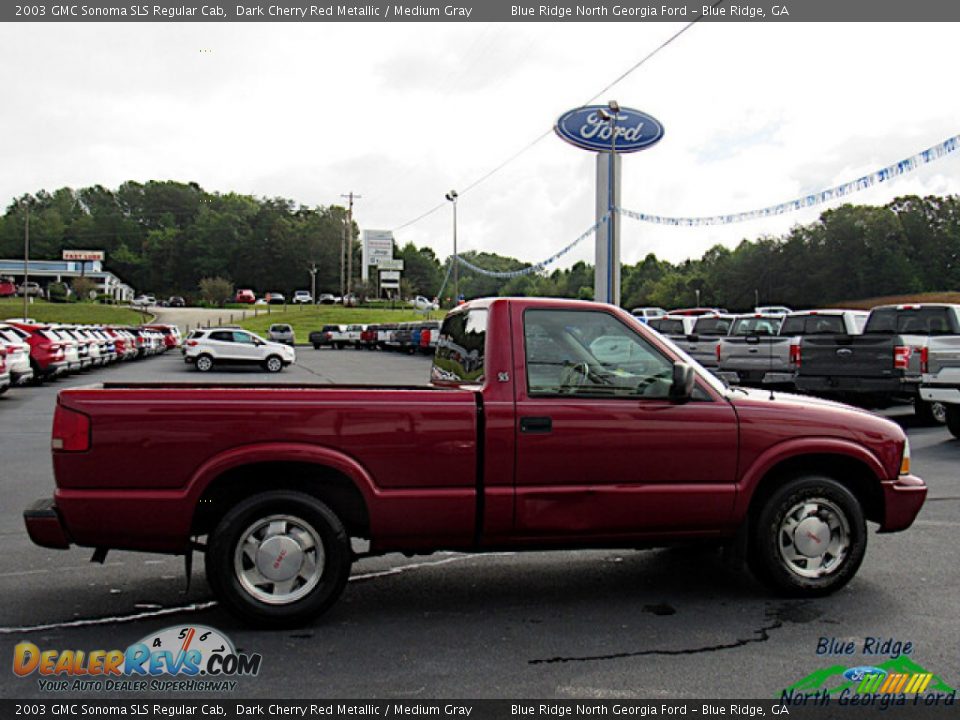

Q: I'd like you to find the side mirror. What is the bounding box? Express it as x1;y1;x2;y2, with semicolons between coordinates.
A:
669;362;696;402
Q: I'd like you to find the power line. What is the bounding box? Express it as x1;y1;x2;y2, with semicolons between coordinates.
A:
391;7;723;233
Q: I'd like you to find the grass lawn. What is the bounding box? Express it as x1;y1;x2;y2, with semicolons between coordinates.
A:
236;305;441;338
0;298;149;325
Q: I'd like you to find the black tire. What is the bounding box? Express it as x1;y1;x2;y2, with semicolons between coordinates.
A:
946;404;960;439
205;491;351;627
914;397;938;426
749;475;866;597
313;344;321;350
263;355;283;373
195;354;214;372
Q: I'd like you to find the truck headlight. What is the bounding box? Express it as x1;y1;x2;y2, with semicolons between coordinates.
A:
899;438;911;475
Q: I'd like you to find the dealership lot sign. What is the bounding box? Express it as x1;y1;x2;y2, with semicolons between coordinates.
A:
554;105;664;153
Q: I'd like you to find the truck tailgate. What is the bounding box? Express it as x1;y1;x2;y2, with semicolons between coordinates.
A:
799;336;897;378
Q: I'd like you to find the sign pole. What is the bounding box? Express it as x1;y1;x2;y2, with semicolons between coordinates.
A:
554;103;663;309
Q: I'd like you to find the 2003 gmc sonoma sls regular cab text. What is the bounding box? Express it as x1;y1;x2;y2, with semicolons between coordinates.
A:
24;298;927;626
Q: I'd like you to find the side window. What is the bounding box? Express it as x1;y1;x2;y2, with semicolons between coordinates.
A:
208;331;233;342
233;332;255;344
433;310;487;383
524;309;674;398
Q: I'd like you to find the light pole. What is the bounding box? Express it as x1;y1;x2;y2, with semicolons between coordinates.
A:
445;190;458;304
598;100;620;305
22;200;30;320
309;263;318;305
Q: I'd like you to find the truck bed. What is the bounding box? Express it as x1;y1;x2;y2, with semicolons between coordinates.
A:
52;383;481;552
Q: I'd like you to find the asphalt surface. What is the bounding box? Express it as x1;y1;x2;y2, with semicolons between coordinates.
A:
0;348;957;701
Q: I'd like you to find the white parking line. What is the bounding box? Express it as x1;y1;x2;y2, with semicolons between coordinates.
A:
0;553;514;634
0;561;125;579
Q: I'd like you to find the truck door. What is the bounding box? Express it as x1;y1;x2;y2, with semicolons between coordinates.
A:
512;306;738;539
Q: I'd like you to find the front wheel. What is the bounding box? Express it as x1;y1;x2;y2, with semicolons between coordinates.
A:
263;355;283;373
749;475;866;597
946;404;960;439
205;491;352;627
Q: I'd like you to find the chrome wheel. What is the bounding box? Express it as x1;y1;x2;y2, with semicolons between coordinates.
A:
778;498;850;579
233;514;325;605
931;401;947;425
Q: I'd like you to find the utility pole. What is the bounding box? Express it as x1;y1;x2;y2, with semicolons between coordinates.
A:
309;262;318;304
340;192;361;297
22;202;30;320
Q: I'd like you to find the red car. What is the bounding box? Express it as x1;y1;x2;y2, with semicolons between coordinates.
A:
234;289;256;304
0;276;17;297
5;322;68;380
25;298;926;627
143;323;182;349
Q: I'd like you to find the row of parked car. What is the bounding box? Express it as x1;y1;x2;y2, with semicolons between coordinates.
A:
0;320;181;395
646;303;960;433
309;322;442;354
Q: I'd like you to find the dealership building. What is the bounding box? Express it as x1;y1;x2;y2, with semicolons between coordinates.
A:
0;258;135;302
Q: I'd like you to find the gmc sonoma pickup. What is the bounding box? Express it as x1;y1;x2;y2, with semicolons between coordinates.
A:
25;298;926;627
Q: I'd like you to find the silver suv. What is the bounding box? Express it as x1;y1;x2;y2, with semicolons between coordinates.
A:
184;328;296;373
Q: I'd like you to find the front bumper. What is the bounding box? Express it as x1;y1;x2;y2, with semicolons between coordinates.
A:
23;498;71;549
879;475;927;533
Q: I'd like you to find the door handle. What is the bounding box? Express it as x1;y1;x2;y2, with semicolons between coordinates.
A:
520;416;552;434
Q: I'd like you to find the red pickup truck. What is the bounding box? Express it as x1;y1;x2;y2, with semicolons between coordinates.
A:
25;298;926;627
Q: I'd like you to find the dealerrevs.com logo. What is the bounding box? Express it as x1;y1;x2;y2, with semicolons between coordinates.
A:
13;625;262;692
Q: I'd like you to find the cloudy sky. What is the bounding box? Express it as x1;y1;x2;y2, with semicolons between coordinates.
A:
2;21;959;270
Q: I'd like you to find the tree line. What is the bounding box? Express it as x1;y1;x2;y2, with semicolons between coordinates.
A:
1;182;957;309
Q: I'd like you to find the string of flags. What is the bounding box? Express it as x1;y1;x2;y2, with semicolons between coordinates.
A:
618;133;960;227
447;132;959;277
452;215;609;278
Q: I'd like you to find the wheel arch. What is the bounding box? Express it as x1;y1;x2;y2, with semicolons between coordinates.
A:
740;444;886;530
188;444;375;540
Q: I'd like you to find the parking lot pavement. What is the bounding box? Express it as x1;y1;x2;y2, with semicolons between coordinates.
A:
0;351;957;699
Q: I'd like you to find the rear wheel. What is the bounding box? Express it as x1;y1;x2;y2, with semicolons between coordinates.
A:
914;397;940;426
205;491;351;627
946;404;960;439
263;355;283;373
313;344;321;350
749;475;866;597
195;354;214;372
930;401;947;425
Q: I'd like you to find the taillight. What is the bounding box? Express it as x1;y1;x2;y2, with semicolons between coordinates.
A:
789;344;801;368
893;345;912;370
920;347;929;374
715;343;722;363
186;340;198;347
51;405;91;452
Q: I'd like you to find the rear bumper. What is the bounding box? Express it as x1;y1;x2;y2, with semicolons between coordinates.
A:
796;376;917;396
919;386;960;404
12;367;34;385
23;498;71;549
879;475;927;533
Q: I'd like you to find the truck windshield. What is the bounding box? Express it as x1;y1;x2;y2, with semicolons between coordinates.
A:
864;308;955;335
732;317;782;336
692;317;732;336
780;315;846;335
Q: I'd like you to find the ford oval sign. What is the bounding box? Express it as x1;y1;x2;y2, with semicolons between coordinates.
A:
555;105;664;153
